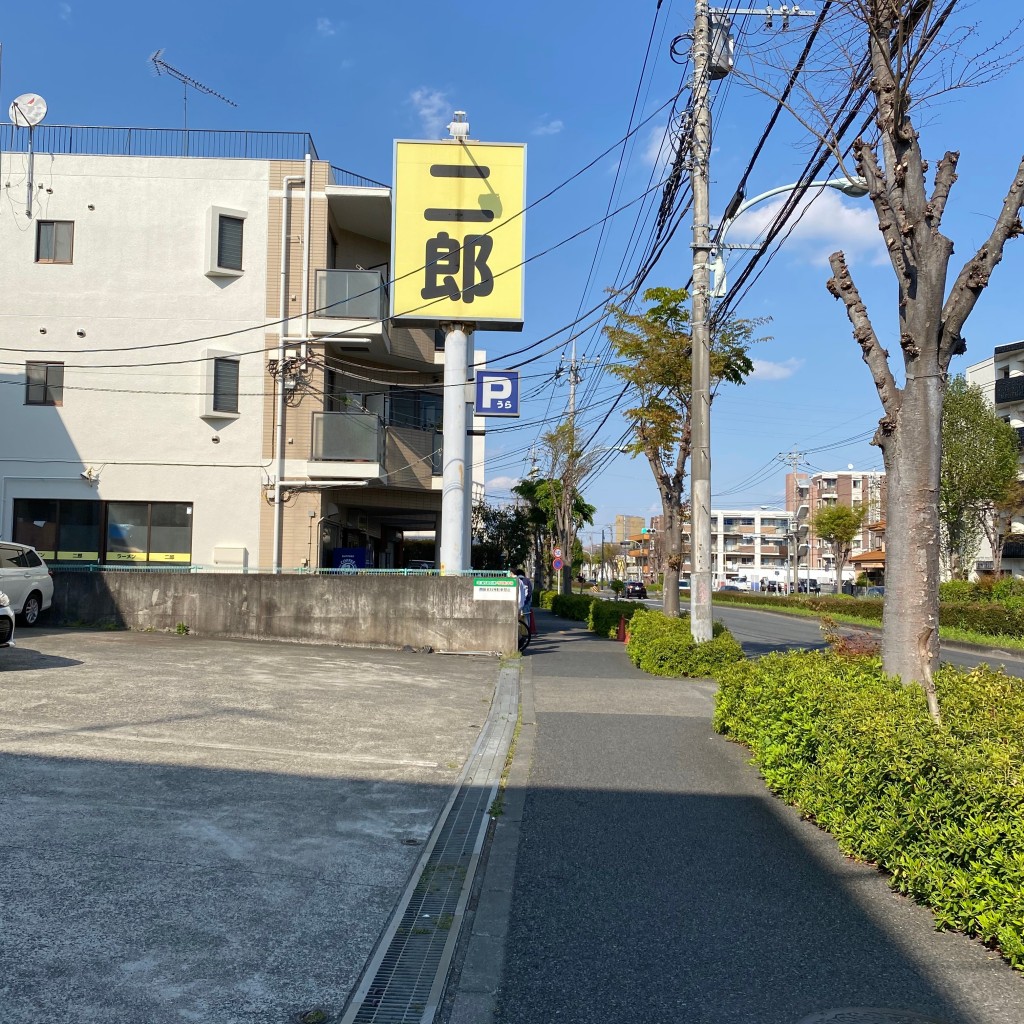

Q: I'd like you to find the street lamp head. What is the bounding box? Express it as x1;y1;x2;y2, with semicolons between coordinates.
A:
826;175;870;198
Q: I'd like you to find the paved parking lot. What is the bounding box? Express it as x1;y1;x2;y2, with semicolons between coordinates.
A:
0;627;498;1023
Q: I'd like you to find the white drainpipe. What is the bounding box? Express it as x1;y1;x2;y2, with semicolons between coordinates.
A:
273;168;308;573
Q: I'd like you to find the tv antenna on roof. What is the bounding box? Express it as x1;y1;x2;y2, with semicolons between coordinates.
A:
149;49;236;153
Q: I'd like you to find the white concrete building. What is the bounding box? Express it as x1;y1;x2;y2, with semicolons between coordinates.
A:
0;125;482;570
965;342;1024;575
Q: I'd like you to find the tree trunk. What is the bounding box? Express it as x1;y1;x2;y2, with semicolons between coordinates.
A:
879;378;943;724
662;500;682;618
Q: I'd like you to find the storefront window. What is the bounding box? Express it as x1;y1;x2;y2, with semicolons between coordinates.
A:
105;502;150;562
149;503;193;563
12;499;59;558
58;501;101;561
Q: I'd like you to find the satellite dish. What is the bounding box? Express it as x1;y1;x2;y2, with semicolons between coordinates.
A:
9;93;47;127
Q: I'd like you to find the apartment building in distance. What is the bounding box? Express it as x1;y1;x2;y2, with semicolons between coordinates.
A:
966;342;1024;574
785;469;886;581
0;124;484;571
614;514;645;543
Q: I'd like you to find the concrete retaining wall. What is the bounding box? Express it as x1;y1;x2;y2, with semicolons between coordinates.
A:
51;572;518;655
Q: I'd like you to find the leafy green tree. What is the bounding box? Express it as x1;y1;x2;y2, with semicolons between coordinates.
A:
471;500;533;570
512;470;595;593
813;504;867;595
940;375;1021;580
604;285;764;617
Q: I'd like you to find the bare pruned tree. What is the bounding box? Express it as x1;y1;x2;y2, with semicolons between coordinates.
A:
723;2;1024;723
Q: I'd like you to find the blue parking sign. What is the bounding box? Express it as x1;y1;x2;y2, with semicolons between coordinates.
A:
475;370;520;417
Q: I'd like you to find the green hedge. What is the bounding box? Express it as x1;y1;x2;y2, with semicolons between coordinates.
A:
589;598;646;639
714;652;1024;968
625;609;744;677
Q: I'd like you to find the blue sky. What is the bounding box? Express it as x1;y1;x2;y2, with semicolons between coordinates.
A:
3;2;1023;537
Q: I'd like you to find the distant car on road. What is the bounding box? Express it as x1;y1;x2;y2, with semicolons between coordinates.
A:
0;591;15;648
864;586;886;598
0;542;53;626
797;579;821;594
624;580;648;600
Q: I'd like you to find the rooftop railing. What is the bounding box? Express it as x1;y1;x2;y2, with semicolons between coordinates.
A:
0;126;389;186
0;124;321;159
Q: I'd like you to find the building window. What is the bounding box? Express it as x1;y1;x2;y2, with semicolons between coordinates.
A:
212;357;240;414
25;362;64;405
13;498;101;561
36;220;74;263
217;215;244;271
106;501;192;564
201;351;241;419
205;206;246;278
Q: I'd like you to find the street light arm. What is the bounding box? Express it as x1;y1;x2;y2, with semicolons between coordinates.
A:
710;176;869;299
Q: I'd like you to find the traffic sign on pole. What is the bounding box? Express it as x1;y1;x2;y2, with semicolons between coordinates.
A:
552;557;564;571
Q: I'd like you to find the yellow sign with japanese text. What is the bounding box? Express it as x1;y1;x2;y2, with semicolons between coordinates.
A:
392;140;525;331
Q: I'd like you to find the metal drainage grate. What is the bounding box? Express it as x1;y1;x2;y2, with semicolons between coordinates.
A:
797;1011;950;1024
340;664;519;1024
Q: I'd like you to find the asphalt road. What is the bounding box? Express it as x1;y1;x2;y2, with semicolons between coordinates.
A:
627;594;1024;674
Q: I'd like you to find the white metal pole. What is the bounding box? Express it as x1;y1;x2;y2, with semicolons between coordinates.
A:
463;336;477;566
440;324;470;574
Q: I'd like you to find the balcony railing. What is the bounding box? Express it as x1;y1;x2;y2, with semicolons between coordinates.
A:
314;269;388;321
995;376;1024;406
311;411;385;465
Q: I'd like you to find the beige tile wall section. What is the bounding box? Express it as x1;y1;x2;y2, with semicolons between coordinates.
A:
386;427;436;489
391;325;436;362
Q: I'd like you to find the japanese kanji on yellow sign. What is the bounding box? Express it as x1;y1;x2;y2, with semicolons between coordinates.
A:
391;140;526;331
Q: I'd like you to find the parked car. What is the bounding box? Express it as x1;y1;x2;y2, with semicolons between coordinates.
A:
864;586;886;598
797;579;821;594
0;591;15;648
0;541;54;626
624;580;648;600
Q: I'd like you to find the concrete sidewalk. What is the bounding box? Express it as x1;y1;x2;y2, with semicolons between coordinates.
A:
456;611;1023;1024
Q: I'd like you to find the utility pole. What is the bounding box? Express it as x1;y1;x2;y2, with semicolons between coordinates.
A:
688;5;814;631
780;448;805;594
689;0;714;641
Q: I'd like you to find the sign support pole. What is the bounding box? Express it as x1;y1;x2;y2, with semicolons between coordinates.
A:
440;323;472;575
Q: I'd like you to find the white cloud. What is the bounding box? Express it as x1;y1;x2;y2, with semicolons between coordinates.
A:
642;124;675;169
533;117;564;137
315;17;336;37
750;358;804;382
409;87;450;139
726;188;882;266
486;475;521;493
59;2;71;19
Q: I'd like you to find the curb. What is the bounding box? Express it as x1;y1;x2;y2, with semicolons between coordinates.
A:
445;657;536;1024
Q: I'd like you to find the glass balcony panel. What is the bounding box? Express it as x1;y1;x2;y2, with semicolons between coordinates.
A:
311;411;385;464
315;269;388;320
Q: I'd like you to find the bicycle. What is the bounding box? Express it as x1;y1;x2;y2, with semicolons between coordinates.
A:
517;612;532;652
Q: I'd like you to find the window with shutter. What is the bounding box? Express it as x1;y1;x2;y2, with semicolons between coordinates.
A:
212;357;240;414
217;216;244;271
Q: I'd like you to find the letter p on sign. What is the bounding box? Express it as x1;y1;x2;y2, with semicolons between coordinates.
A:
475;370;520;417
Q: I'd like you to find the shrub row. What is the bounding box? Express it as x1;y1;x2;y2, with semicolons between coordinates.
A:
626;609;744;677
939;576;1024;603
714;652;1024;968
